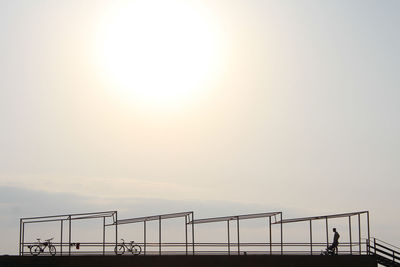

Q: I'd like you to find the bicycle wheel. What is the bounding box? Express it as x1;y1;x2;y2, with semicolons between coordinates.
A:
114;245;125;255
30;245;41;256
49;245;56;256
132;245;141;255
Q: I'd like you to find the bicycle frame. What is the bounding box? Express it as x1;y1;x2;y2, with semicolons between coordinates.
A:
128;245;136;253
115;239;141;255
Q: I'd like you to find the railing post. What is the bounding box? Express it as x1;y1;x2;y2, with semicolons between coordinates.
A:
309;220;313;255
227;220;230;255
69;216;71;256
102;217;105;256
159;216;162;255
191;212;195;255
269;217;272;255
358;214;361;254
237;217;240;255
280;213;283;255
349;216;352;254
144;220;146;256
325;217;329;249
185;215;188;255
367;212;370;248
19;219;22;256
115;211;118;254
61;220;63;256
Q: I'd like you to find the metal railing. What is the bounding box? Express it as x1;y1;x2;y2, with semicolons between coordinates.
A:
368;238;400;266
20;241;371;256
18;210;372;257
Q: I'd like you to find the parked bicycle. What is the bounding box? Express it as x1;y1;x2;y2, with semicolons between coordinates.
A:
114;239;141;255
28;238;56;256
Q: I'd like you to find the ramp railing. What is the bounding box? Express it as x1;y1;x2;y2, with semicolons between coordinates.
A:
368;238;400;266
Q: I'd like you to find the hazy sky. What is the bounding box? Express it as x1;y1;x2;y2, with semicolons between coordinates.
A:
0;0;399;254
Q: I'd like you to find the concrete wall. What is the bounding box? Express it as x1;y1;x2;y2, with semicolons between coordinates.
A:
0;255;377;267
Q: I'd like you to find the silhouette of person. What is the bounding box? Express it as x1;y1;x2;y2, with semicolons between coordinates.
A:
328;228;340;254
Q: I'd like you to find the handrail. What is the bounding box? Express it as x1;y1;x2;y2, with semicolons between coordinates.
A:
368;238;400;265
375;243;400;256
373;237;400;250
20;240;371;256
374;247;400;261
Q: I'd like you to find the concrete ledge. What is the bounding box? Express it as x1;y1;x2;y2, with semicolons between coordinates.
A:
0;255;377;267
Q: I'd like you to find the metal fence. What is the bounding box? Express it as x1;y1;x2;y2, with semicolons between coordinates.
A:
19;210;370;256
20;241;371;256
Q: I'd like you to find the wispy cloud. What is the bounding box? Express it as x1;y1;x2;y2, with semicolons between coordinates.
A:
0;174;211;201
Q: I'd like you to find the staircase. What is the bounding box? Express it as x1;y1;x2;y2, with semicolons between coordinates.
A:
368;238;400;267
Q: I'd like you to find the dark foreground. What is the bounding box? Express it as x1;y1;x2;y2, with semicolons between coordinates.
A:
0;255;377;267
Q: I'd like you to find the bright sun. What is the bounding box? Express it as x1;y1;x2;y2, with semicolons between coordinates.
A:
96;1;223;110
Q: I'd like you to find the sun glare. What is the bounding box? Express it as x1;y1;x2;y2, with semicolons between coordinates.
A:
96;1;223;111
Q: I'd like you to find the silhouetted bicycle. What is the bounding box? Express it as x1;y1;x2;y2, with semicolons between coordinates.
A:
321;246;338;255
28;238;56;256
114;239;141;255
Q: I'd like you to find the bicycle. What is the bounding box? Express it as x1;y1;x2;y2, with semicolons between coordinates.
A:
28;238;56;256
321;245;338;256
114;239;141;255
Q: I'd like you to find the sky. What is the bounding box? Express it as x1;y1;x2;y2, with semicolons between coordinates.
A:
0;0;399;255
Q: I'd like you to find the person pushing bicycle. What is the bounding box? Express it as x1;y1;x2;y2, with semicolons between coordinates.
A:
328;228;340;254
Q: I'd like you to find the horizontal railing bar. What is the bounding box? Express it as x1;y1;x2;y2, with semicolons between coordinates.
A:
23;215;115;224
21;242;365;246
21;211;117;221
373;238;400;250
375;243;400;255
21;240;369;257
21;243;367;246
374;247;400;261
22;251;365;256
